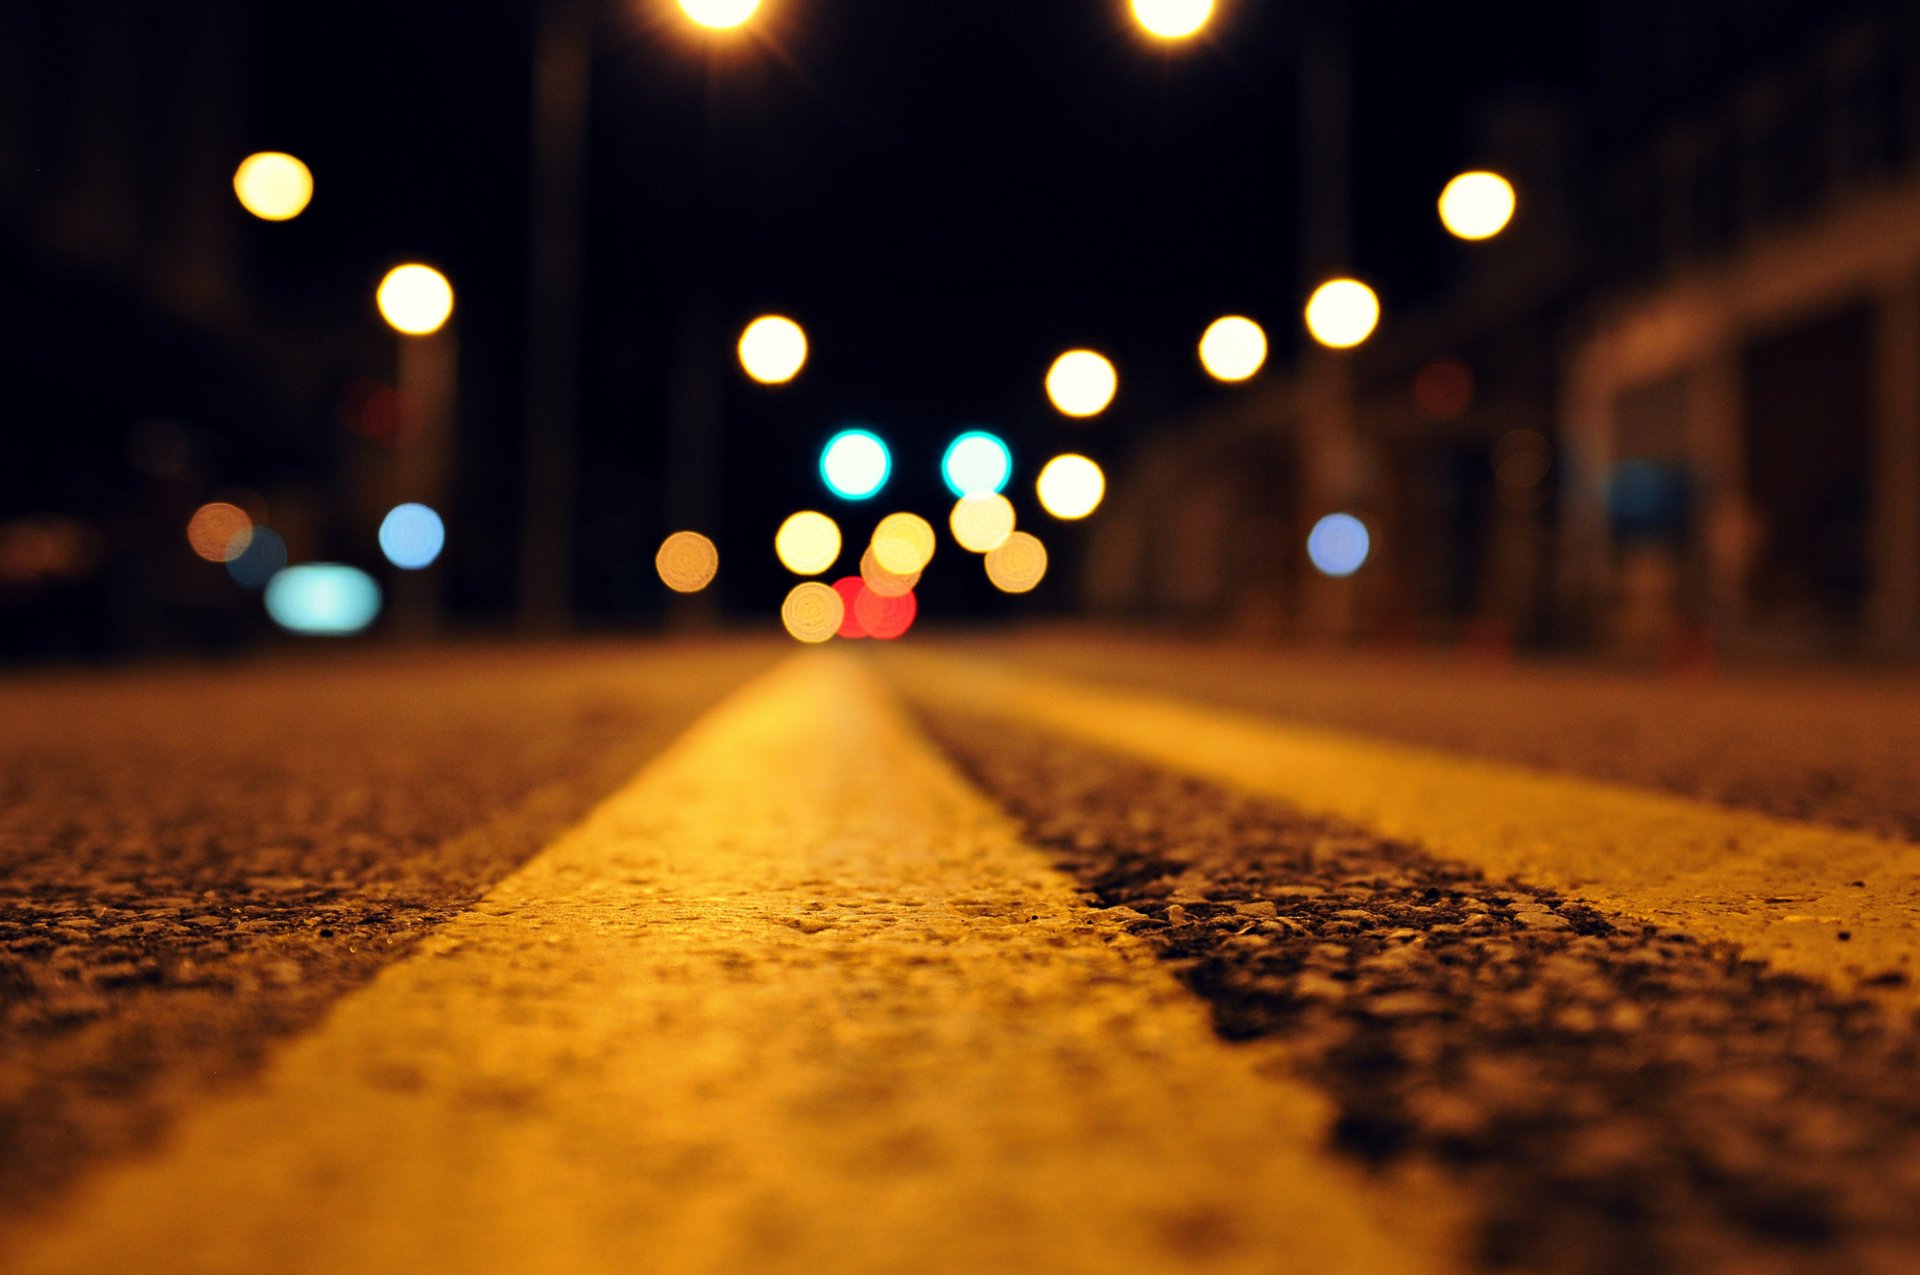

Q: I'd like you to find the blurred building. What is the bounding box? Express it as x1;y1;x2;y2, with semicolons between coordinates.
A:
1095;0;1920;660
1566;0;1920;658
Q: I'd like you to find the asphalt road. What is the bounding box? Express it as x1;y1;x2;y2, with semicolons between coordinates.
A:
4;634;1919;1273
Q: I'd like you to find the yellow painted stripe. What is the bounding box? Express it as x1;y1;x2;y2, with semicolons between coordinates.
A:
3;654;1453;1275
892;653;1920;1004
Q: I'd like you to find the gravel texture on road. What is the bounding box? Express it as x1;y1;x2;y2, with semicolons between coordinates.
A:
0;642;776;1218
924;709;1920;1275
968;633;1920;842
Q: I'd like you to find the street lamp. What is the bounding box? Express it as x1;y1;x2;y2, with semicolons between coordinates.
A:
376;265;455;337
1046;350;1119;418
1199;315;1268;382
678;0;760;31
233;152;313;222
1130;0;1214;40
738;314;808;385
1303;278;1379;350
1438;170;1517;240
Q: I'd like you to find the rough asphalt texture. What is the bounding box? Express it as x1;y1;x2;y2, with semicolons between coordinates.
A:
975;633;1920;842
925;709;1920;1275
0;642;776;1217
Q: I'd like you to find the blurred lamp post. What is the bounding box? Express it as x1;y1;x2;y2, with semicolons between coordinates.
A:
1303;278;1379;350
377;264;457;637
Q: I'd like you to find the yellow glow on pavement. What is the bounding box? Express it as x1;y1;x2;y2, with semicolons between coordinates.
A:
950;494;1016;554
1131;0;1213;39
985;531;1048;593
1304;278;1379;350
774;511;841;576
655;531;720;593
678;0;760;29
1045;350;1117;419
871;512;936;575
232;152;313;221
1438;171;1517;241
376;265;454;336
738;315;808;385
1199;316;1267;382
1036;454;1106;521
780;581;843;643
0;657;1448;1274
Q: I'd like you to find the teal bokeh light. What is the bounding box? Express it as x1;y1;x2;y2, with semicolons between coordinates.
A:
820;428;891;501
941;430;1012;498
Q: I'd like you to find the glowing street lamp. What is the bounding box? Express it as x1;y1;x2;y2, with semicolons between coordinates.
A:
1130;0;1213;40
1303;278;1379;350
377;264;455;336
738;314;808;385
678;0;760;30
1046;349;1118;419
233;152;313;221
1199;315;1268;382
1438;171;1517;241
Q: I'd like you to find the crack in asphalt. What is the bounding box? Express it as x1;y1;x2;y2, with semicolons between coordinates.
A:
921;709;1920;1275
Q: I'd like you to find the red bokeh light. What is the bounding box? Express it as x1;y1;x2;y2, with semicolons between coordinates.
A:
832;577;868;638
855;586;917;640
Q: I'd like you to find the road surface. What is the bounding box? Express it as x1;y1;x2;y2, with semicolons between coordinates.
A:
3;634;1919;1273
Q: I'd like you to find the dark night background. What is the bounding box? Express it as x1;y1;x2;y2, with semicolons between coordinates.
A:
4;0;1912;655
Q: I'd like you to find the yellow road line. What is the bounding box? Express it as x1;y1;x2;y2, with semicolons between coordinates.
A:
4;654;1452;1275
893;653;1920;1005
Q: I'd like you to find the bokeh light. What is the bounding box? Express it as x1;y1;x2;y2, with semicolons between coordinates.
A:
1036;454;1106;521
1046;349;1118;418
1304;279;1380;349
985;531;1049;594
656;530;720;593
1131;0;1213;39
1438;171;1517;241
871;512;936;575
226;527;287;588
1413;358;1475;420
854;584;917;640
831;577;868;638
186;502;253;563
232;152;313;221
377;264;454;336
1199;315;1268;382
775;511;842;576
781;581;843;644
378;503;445;570
859;545;920;597
265;565;382;635
950;493;1016;553
941;430;1013;497
738;314;808;385
1307;513;1372;578
678;0;760;30
820;428;891;501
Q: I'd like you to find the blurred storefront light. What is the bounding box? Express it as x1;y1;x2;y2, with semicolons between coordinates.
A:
1307;513;1371;578
775;511;842;576
378;503;446;570
678;0;760;30
656;531;720;593
941;430;1013;498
